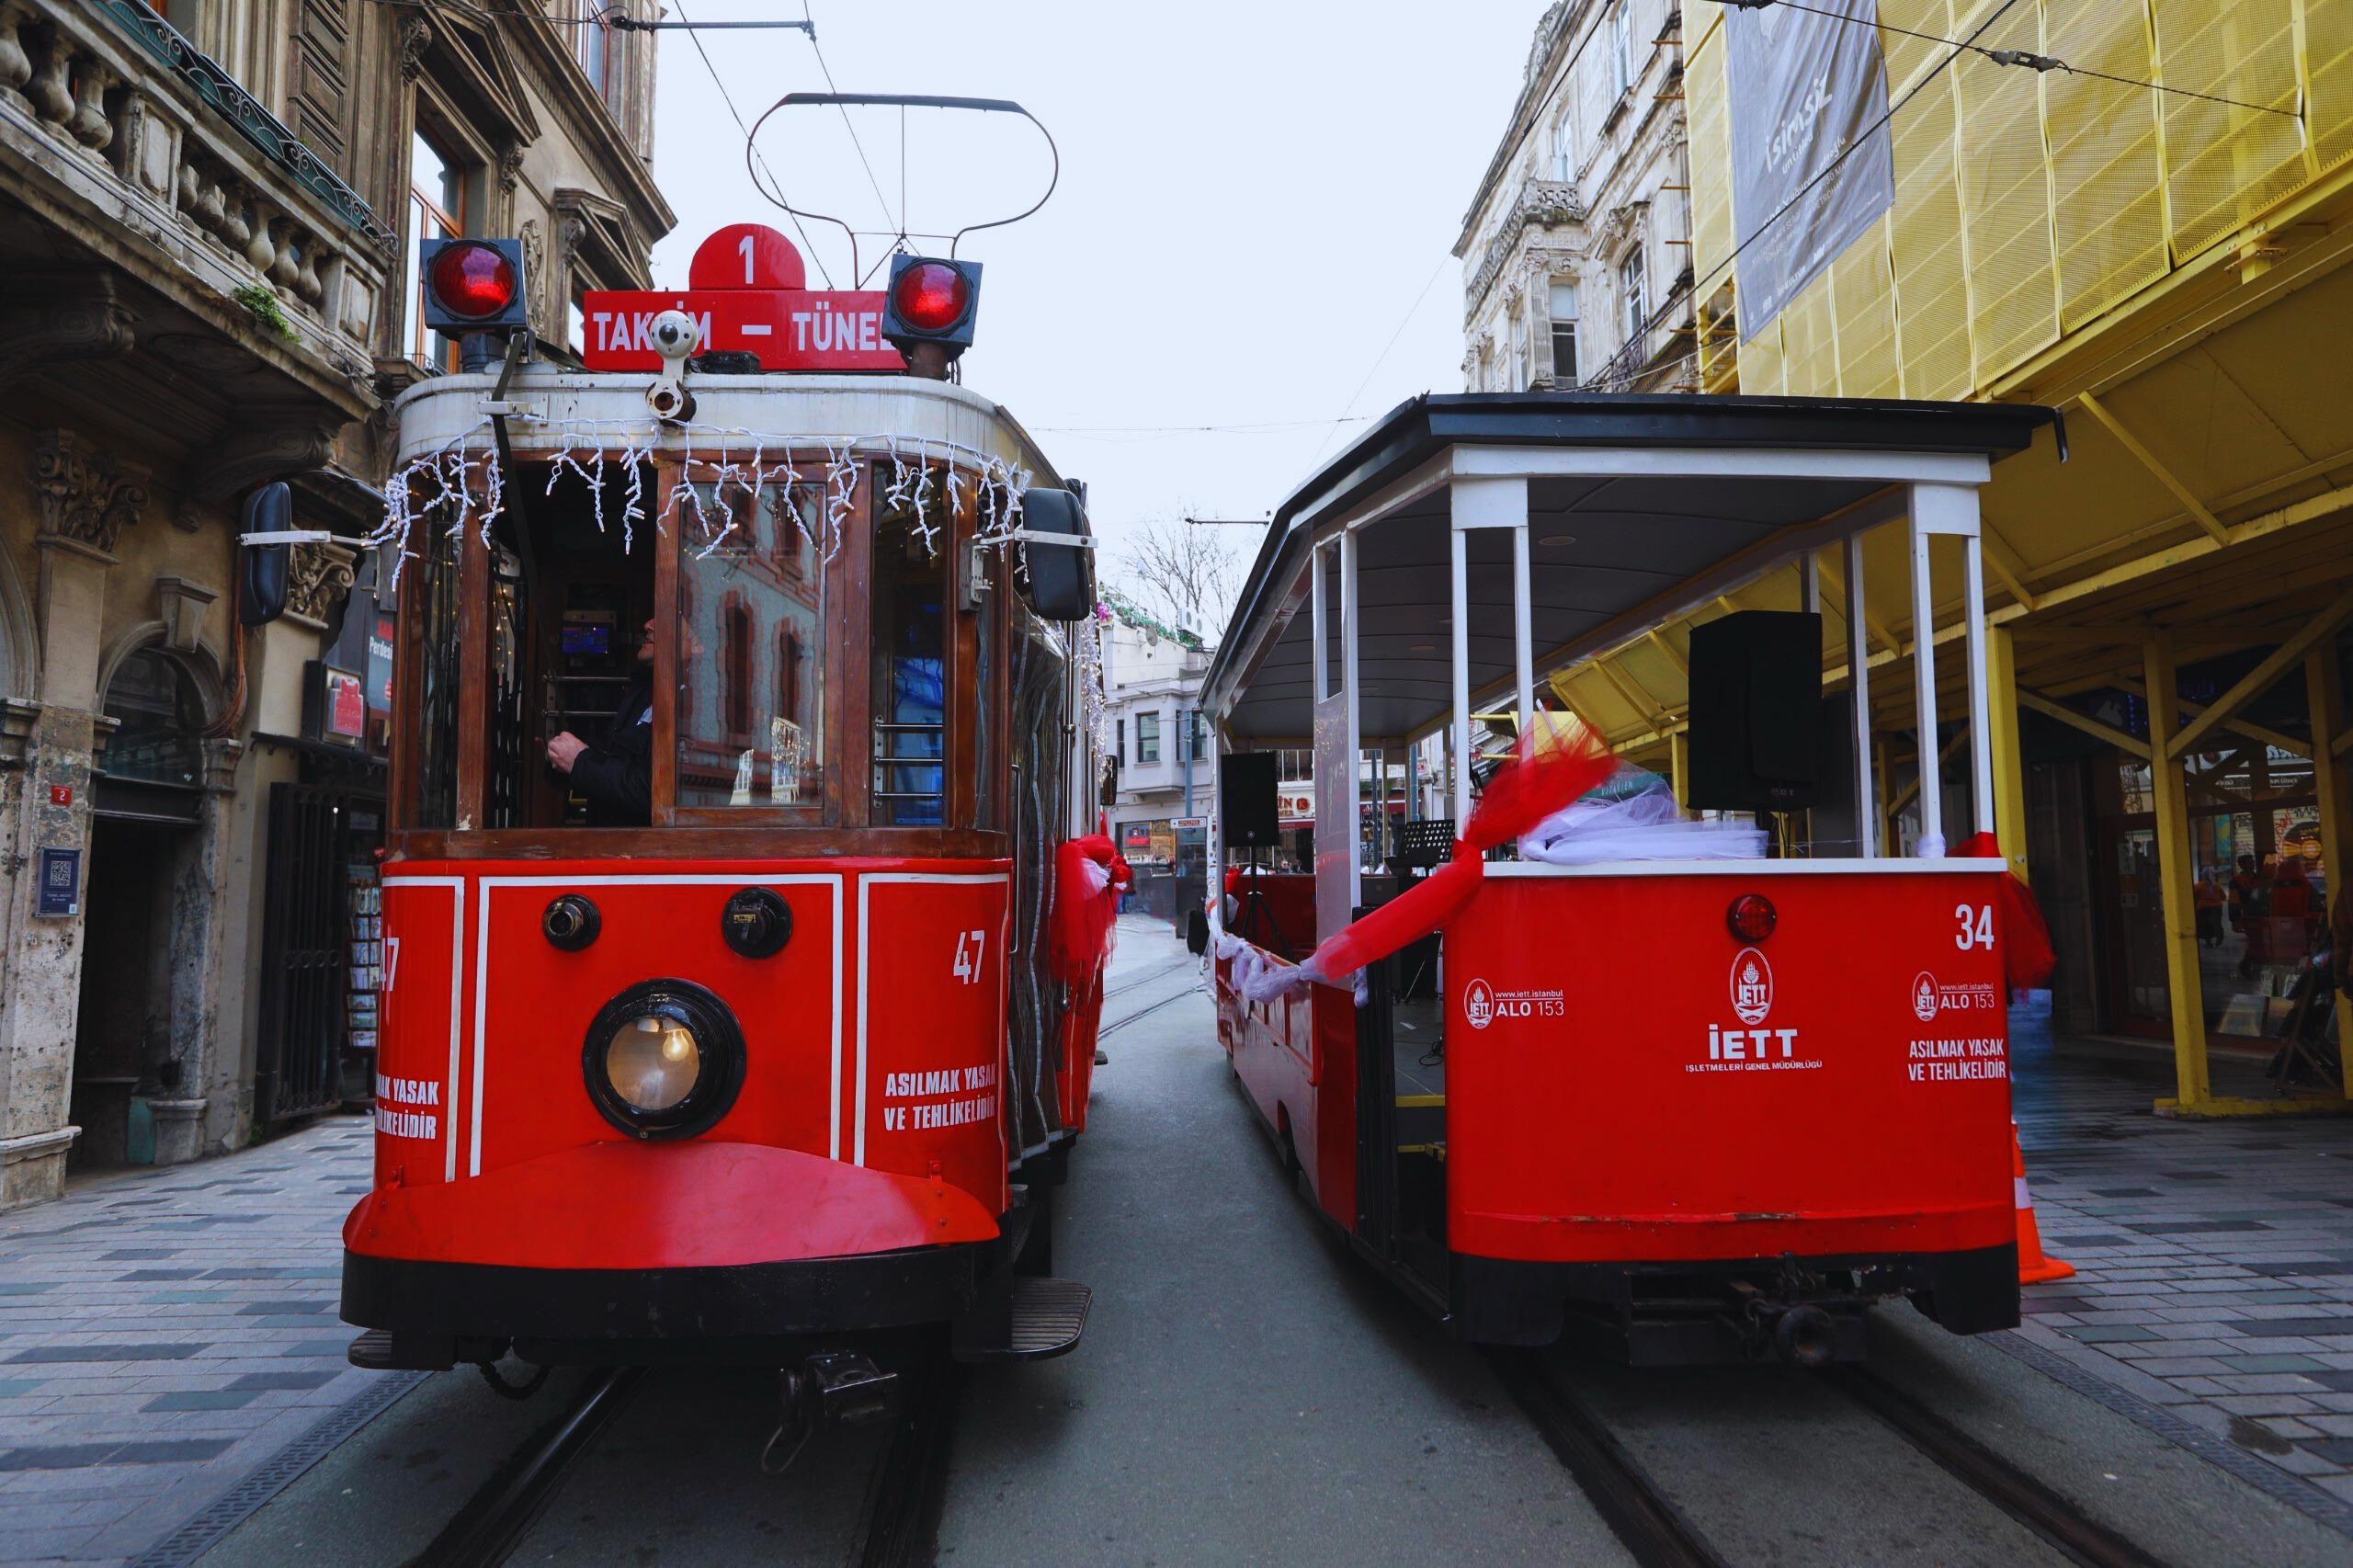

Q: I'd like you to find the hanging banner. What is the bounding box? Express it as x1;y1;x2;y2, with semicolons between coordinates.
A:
1725;0;1894;342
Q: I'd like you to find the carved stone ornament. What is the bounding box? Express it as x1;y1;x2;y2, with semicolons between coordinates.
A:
497;142;525;197
398;17;431;81
33;429;149;553
285;542;355;623
0;270;136;388
519;218;546;335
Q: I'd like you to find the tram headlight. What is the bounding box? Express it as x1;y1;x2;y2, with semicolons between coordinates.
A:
605;1014;701;1111
581;981;745;1140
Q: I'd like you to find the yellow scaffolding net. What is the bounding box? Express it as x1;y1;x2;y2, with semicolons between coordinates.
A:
1694;0;2347;399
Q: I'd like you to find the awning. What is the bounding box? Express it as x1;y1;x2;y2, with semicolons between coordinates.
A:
1205;392;2055;747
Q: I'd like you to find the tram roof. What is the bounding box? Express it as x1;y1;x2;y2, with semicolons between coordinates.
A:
1206;392;2056;746
388;369;1065;486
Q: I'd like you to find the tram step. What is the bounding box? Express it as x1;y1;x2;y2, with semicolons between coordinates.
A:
959;1276;1092;1363
346;1328;456;1371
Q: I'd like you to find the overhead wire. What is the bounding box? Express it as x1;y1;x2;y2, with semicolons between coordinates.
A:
1707;0;2302;120
1307;256;1451;466
799;3;902;282
665;0;835;286
1683;0;2026;335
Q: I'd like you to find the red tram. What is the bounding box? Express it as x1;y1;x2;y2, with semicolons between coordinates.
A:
1199;393;2061;1365
325;222;1109;1386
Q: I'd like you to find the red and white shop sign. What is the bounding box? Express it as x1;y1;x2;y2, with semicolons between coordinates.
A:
579;222;903;374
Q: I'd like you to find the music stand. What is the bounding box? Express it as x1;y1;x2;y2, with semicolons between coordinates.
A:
1230;845;1290;957
1392;818;1453;1002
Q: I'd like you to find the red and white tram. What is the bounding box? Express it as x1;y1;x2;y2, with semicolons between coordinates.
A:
327;223;1109;1383
1199;393;2061;1365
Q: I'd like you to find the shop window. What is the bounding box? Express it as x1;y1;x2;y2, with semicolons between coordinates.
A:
676;481;827;809
406;130;466;370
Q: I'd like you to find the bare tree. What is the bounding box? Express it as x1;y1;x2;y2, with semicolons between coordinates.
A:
1109;515;1249;640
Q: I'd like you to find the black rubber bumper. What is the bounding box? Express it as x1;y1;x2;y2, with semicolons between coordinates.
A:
342;1242;992;1345
1451;1243;2021;1359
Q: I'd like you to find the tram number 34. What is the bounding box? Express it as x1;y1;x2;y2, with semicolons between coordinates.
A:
1954;903;1995;951
952;929;988;983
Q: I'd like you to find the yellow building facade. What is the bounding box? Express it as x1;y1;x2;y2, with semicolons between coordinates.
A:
1532;0;2353;1113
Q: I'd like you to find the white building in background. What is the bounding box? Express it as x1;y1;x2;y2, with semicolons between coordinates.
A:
1099;594;1212;867
1456;0;1693;394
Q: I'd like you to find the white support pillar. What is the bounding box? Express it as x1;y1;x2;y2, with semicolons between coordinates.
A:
1512;520;1535;736
1907;516;1944;858
1845;533;1878;858
1451;528;1472;826
1341;527;1362;907
1961;536;1995;837
1309;539;1329;703
1910;482;1986;858
1802;551;1823;615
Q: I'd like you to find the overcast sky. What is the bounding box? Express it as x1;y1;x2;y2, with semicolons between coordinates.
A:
646;1;1544;571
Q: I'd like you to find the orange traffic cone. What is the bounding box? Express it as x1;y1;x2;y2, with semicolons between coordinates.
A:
2012;1120;2076;1285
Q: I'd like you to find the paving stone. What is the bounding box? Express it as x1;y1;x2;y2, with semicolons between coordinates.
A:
2060;1324;2161;1344
2214;1352;2327;1374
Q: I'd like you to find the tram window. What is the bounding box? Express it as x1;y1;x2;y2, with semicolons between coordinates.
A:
412;523;463;828
871;480;949;826
675;481;828;810
973;538;1003;831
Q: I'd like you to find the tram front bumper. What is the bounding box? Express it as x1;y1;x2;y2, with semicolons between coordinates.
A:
340;1141;1003;1351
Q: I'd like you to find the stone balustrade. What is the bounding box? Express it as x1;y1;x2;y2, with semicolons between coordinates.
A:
0;0;392;385
1462;178;1586;324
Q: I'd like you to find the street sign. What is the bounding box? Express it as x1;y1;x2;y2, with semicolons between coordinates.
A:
581;224;903;373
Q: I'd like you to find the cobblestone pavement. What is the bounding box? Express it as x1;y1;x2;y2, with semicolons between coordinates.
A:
2014;1039;2353;1515
1;1032;2348;1562
0;1116;377;1566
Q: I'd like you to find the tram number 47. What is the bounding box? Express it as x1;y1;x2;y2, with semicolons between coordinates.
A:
952;928;987;983
1954;903;1995;951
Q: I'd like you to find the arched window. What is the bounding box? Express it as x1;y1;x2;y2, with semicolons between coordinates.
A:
101;648;204;786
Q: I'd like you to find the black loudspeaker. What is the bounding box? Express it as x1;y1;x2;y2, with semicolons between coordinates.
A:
1687;610;1824;812
1220;752;1280;848
1017;487;1095;622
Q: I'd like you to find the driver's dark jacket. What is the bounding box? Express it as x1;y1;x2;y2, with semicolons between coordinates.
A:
572;676;652;827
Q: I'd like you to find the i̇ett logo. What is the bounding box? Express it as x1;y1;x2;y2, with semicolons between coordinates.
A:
1731;949;1773;1025
1911;971;1939;1022
1464;978;1496;1031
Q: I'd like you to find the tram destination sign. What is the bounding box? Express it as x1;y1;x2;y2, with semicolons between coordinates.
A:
580;223;903;374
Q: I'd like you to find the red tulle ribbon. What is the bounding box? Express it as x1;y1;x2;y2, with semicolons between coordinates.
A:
1283;724;1617;985
1050;835;1130;984
1959;830;2056;991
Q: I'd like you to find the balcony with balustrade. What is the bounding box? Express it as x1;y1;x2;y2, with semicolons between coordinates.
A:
0;0;393;477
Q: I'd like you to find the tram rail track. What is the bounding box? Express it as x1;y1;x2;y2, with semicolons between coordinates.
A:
403;1344;964;1568
406;1366;646;1568
1496;1349;2175;1568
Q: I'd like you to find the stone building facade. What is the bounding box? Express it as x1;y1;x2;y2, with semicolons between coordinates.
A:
1101;596;1211;870
0;2;672;1208
1455;0;1692;394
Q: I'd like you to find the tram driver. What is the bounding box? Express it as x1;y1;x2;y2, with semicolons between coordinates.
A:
545;616;654;826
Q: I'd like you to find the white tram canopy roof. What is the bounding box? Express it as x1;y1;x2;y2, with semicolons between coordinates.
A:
1204;392;2058;747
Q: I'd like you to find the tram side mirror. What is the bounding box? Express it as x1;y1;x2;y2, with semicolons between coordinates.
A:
1017;486;1096;622
238;482;293;628
1187;908;1210;956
